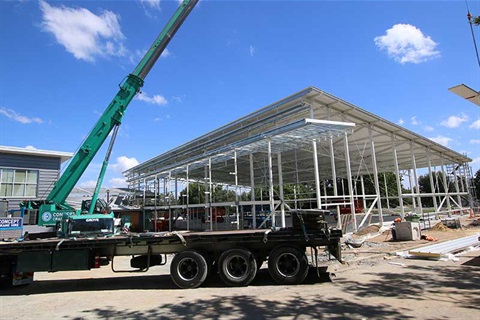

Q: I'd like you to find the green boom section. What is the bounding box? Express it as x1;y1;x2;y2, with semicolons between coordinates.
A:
45;74;143;205
132;0;198;80
45;0;199;206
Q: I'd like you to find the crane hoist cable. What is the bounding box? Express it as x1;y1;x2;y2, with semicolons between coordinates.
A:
465;0;480;68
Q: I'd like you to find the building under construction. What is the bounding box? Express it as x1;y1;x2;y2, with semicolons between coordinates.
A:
123;86;476;232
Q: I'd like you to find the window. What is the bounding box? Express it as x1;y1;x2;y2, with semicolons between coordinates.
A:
0;169;38;198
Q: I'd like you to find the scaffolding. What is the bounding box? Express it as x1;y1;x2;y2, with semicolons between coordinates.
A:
123;87;475;233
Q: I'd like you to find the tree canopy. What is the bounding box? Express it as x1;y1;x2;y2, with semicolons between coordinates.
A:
474;169;480;199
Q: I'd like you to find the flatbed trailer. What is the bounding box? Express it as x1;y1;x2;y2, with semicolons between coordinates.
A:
0;220;342;289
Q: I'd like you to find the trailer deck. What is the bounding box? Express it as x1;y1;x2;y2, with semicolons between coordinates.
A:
1;218;342;289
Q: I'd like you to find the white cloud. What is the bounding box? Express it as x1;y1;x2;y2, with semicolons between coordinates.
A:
139;0;161;10
172;96;182;103
135;92;168;105
109;177;128;188
410;116;420;125
25;145;38;150
428;135;452;147
0;107;43;124
78;180;98;188
249;45;256;56
470;119;480;129
39;0;126;62
138;0;162;18
154;114;170;122
440;113;468;128
398;118;405;125
161;48;171;58
470;139;480;144
111;156;139;174
130;48;170;65
424;126;434;132
374;24;440;64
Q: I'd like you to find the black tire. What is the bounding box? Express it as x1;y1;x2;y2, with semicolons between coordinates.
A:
0;257;14;290
268;246;309;285
170;250;208;289
0;275;13;290
218;248;257;287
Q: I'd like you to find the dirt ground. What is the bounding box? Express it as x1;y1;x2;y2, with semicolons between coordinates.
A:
1;215;479;320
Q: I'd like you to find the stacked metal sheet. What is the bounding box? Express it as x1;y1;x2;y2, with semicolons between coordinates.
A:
408;233;480;259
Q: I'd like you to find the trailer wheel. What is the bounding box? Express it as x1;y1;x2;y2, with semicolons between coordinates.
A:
0;272;13;289
170;250;208;289
0;257;14;290
268;246;309;285
218;248;257;287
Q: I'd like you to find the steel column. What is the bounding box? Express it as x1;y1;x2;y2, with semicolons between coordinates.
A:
250;154;256;229
408;170;417;210
329;133;341;229
277;153;286;227
441;158;451;214
168;171;172;232
234;149;240;229
453;164;462;209
186;164;190;231
427;149;438;211
410;141;423;216
208;158;213;230
392;135;405;219
312;139;322;209
369;125;383;225
360;175;367;215
344;132;357;231
154;175;158;232
268;140;275;227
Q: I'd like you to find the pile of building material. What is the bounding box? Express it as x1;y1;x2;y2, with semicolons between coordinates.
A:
407;233;480;260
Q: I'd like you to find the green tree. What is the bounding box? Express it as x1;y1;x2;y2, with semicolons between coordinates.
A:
362;172;402;208
474;169;480;199
417;171;455;208
179;182;205;205
179;182;238;205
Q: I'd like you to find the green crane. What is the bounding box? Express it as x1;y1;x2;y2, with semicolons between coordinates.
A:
31;0;198;229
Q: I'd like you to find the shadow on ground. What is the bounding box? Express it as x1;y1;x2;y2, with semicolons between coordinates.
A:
69;294;413;320
338;261;480;312
0;267;333;296
462;255;480;267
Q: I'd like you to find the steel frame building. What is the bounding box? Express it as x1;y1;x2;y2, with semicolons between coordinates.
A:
124;87;475;232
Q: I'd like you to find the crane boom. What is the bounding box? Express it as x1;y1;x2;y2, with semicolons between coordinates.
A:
36;0;198;226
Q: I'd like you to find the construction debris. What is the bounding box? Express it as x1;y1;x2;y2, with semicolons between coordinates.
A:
344;235;366;248
420;234;438;241
355;224;380;236
430;222;450;231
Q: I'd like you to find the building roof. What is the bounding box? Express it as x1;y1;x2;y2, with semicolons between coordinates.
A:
124;86;471;187
0;146;73;163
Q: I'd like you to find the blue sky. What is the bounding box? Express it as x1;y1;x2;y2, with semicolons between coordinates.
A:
1;0;479;190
